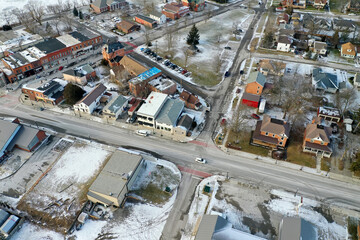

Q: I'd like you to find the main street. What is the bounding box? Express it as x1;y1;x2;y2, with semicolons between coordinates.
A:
0;105;359;213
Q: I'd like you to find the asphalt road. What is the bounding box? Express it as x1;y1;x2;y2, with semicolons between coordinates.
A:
1;105;359;214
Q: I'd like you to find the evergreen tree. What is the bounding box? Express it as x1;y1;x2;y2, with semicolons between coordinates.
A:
305;50;312;59
63;83;85;105
263;31;274;48
79;11;83;19
186;24;200;47
73;7;78;17
331;30;340;47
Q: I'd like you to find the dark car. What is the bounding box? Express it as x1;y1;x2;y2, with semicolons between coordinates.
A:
240;70;244;75
236;88;241;93
225;46;231;50
171;64;177;70
164;61;171;66
224;71;230;77
251;113;260;120
156;56;163;61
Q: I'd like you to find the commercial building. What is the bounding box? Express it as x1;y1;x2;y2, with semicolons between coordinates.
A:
129;67;162;97
63;63;96;85
134;15;158;28
116;20;140;34
74;83;107;114
103;95;128;119
149;12;167;24
90;0;128;14
174;114;194;137
22;79;65;105
87;150;145;207
162;3;190;20
0;118;47;159
155;98;184;134
119;55;148;78
148;77;177;95
102;42;135;67
137;91;168;128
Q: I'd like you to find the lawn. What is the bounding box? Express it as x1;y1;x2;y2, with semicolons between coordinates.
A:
329;0;346;13
226;130;269;157
286;142;316;168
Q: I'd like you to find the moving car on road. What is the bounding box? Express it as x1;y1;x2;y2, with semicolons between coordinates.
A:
195;157;207;164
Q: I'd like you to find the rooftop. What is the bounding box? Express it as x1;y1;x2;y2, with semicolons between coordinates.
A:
260;115;290;137
103;95;128;113
130;67;162;85
247;72;266;87
77;83;107;106
70;31;90;42
89;150;143;201
56;34;81;47
137;92;168;117
135;14;157;23
22;80;63;95
148;77;175;91
105;41;124;54
156;98;184;126
242;92;260;102
0;119;22;157
35;38;66;54
279;217;317;240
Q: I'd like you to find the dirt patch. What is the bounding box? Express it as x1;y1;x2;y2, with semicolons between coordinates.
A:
313;205;334;223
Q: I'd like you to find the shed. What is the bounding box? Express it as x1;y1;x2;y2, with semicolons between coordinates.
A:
241;92;260;108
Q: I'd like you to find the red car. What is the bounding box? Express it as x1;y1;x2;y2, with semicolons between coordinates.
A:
221;118;226;125
58;66;64;71
181;69;188;75
251;113;260;120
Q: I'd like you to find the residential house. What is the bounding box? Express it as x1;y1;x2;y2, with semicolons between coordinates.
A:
0;118;46;159
252;115;290;149
346;0;360;12
333;19;357;32
182;0;205;12
317;106;341;123
90;0;127;14
179;90;202;110
134;15;158;28
103;95;128;119
155;98;184;135
312;68;341;93
245;72;266;95
279;217;317;240
129;67;162;97
277;13;290;25
148;77;177;95
74;83;107;114
62;63;96;85
277;36;292;52
149;12;167;24
127;98;143;116
313;41;328;55
314;0;327;8
174;114;194;137
258;59;286;76
281;0;306;8
196;215;266;240
119;55;149;78
22;79;65;105
303;117;332;158
341;42;357;59
162;2;190;20
354;73;360;88
241;92;260;108
291;12;301;20
87;150;145;207
116;20;140;34
136;91;168;128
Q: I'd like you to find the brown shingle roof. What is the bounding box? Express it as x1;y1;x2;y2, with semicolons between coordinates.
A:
163;2;184;12
78;83;107;106
341;42;356;56
252;121;279;145
242;92;260;102
305;122;331;143
119;55;148;76
260;115;290;137
116;20;137;32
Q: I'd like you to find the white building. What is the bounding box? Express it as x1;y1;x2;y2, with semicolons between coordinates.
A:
155;98;184;134
136;92;168;128
103;95;128;119
149;12;167;24
74;83;107;114
277;36;292;52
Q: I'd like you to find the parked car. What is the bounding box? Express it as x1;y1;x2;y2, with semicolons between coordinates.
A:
164;61;171;66
225;46;231;50
195;157;207;164
136;130;150;136
156;56;163;61
251;113;260;120
224;71;230;77
184;72;191;77
182;69;188;74
221;118;226;125
236;88;241;93
58;66;64;71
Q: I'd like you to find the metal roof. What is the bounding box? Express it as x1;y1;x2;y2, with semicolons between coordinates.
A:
13;125;41;149
156;99;184;126
88;151;143;201
137;92;168;118
70;31;90;42
247;72;266;87
103;95;128;113
279;217;317;240
0;120;21;158
77;83;107;106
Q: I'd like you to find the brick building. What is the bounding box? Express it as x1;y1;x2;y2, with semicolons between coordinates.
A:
182;0;205;12
21;79;65;105
129;67;162;97
134;15;158;28
90;0;127;14
179;90;201;110
162;2;190;20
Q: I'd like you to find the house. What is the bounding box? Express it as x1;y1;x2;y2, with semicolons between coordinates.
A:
279;217;317;240
313;41;327;55
341;42;357;59
127;98;143;116
258;59;286;76
102;41;125;67
179;90;202;110
333;19;357;32
148;77;177;95
182;0;205;12
291;12;301;20
119;55;148;78
312;68;343;93
245;72;266;95
281;0;306;8
162;2;190;20
303;117;332;158
196;215;266;240
346;0;360;12
90;0;127;14
277;13;290;25
129;67;162;97
174;114;194;137
252;115;290;149
314;0;327;8
354;73;360;88
241;92;260;108
136;91;169;128
149;12;167;24
0;118;46;159
134;15;158;28
317;106;341;122
155;98;185;135
103;95;128;119
74;83;107;114
87;150;145;207
116;20;140;34
277;36;292;52
63;63;96;85
22;79;65;105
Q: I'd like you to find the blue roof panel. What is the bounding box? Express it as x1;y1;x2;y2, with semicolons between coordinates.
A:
137;67;161;80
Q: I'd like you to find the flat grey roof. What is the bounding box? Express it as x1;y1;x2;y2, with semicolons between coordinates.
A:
89;151;143;200
0;120;21;157
13;126;41;149
103;95;128;113
137;92;168;118
156;98;184;126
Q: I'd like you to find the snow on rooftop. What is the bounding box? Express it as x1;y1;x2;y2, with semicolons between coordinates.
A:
137;92;168;117
56;34;81;47
27;46;46;58
148;77;175;91
0;28;43;52
318;106;340;117
19;49;38;63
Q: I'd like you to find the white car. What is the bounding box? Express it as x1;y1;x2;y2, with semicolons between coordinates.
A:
136;130;150;136
195;157;207;164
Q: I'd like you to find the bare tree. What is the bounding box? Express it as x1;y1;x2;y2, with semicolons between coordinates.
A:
26;0;45;25
2;10;12;25
144;28;151;46
53;19;62;35
63;0;73;11
231;104;250;140
62;16;74;31
12;8;35;33
205;9;212;23
184;49;190;68
214;49;222;76
166;26;173;52
335;87;358;115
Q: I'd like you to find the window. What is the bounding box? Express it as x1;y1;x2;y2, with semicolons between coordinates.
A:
272;134;275;137
281;137;284;140
265;132;268;136
311;139;314;143
279;142;283;145
321;141;324;145
257;90;259;94
257;86;260;89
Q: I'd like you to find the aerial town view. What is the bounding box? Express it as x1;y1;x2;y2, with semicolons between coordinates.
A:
0;0;360;239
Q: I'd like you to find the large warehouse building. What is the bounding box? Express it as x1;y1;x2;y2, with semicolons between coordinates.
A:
87;150;145;207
